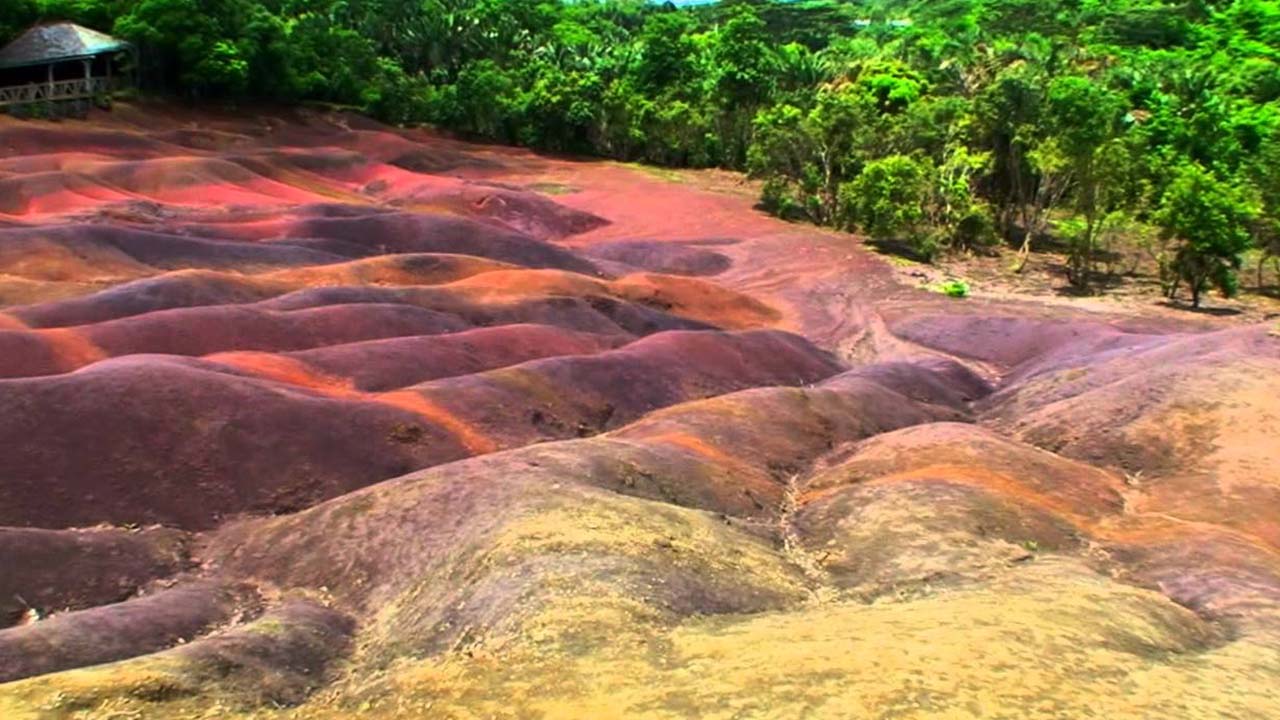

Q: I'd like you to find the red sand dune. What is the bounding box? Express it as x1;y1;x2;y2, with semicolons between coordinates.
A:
0;223;347;285
209;323;626;392
7;254;516;328
584;238;735;276
0;302;472;377
0;107;1278;717
0;329;839;529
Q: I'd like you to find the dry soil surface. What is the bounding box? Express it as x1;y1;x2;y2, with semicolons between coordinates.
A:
0;103;1277;719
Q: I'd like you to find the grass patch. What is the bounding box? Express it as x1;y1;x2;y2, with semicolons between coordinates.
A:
626;163;685;183
930;279;971;298
525;182;579;196
884;255;921;268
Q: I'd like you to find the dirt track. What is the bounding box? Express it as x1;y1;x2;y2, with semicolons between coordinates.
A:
0;104;1278;719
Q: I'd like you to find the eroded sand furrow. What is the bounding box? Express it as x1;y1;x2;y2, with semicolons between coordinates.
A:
0;329;840;530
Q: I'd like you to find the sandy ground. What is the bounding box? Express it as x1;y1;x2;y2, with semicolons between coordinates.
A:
0;102;1277;719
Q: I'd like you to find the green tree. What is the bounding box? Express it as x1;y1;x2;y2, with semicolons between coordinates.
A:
284;15;383;104
973;64;1049;246
1155;163;1259;307
1041;75;1130;288
927;144;994;252
113;0;270;96
748;83;875;223
748;103;816;218
635;11;696;94
709;6;777;167
840;154;933;256
451;59;520;139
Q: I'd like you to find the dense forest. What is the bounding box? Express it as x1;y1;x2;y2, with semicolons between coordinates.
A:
4;0;1280;305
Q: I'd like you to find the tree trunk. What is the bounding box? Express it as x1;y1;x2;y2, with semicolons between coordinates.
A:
819;147;834;225
1012;235;1032;273
1186;261;1210;309
1165;264;1181;301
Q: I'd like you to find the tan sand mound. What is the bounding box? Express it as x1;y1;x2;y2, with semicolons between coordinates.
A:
983;325;1280;547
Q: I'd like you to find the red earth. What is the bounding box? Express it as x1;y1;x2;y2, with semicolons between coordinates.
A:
0;103;1277;719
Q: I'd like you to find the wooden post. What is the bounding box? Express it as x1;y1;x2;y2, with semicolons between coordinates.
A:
46;62;53;96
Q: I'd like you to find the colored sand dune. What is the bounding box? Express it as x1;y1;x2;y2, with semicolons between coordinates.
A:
0;106;1277;719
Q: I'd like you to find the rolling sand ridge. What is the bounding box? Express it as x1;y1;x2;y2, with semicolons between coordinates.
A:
0;104;1278;719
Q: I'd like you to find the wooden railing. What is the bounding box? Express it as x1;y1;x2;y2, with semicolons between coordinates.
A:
0;77;112;108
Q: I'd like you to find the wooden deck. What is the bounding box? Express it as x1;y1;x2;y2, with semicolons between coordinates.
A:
0;77;111;108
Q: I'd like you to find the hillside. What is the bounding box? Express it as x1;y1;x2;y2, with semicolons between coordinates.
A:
0;104;1276;718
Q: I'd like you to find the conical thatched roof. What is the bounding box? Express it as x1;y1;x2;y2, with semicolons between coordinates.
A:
0;22;131;70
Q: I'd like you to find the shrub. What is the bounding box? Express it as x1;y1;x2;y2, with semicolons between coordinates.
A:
935;279;970;298
1155;163;1259;307
842;154;928;240
952;205;997;251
